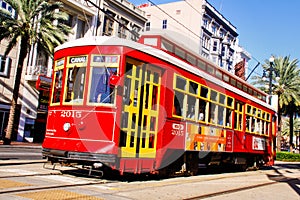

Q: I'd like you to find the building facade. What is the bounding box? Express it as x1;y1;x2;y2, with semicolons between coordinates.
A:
139;0;251;74
0;0;146;142
0;0;19;141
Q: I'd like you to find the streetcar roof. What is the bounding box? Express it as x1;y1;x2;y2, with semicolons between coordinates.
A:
55;36;276;112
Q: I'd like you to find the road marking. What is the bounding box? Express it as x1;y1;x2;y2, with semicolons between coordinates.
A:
17;189;104;200
0;179;32;189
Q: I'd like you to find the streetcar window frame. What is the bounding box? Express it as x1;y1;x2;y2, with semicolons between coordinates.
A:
63;55;88;105
245;104;270;136
223;74;230;82
87;54;120;106
173;74;235;128
187;54;196;65
197;60;206;71
175;46;185;59
161;39;174;53
50;58;65;105
216;70;222;79
234;101;244;131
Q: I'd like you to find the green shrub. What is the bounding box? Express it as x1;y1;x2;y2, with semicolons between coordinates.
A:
276;152;300;161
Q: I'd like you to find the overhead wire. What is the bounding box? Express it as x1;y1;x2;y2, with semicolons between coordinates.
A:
180;0;264;78
147;0;201;40
82;0;264;79
83;0;140;38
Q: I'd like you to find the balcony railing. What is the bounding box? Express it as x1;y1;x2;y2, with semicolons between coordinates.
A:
112;0;145;17
64;0;97;14
25;65;48;81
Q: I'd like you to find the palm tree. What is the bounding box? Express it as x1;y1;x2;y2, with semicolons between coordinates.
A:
252;56;300;152
281;116;300;150
0;0;72;144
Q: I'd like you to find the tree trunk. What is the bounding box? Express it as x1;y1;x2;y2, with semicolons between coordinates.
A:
277;111;282;152
289;109;294;152
3;39;28;145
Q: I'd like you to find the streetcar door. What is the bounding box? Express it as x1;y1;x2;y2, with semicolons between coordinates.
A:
119;58;162;158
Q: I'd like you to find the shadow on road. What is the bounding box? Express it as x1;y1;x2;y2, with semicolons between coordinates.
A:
267;162;300;196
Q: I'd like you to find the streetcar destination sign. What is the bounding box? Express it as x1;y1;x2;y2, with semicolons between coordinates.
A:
69;56;87;64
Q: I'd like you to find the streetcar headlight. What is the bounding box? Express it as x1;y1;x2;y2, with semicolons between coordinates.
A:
63;122;71;132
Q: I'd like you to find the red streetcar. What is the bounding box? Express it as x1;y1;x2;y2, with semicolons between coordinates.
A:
42;33;277;176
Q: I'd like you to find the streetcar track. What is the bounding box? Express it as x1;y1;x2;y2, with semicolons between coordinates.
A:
0;172;62;179
0;161;46;166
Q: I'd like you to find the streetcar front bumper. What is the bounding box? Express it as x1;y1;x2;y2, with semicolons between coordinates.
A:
42;148;117;165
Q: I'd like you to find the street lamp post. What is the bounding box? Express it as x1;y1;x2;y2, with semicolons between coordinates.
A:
263;56;275;104
268;56;274;96
263;56;280;152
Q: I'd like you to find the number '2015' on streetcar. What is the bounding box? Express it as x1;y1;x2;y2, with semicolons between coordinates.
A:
42;34;277;176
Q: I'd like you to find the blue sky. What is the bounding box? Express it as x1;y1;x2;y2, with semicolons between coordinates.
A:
129;0;300;78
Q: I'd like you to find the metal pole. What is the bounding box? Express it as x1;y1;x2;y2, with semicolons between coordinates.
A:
269;62;273;95
268;56;274;104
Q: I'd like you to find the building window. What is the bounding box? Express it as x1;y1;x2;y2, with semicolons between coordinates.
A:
118;18;128;39
212;56;217;64
221;45;226;56
131;25;140;41
103;12;115;36
213;41;218;52
162;19;167;29
0;55;11;78
59;13;73;27
202;35;210;50
203;19;208;28
1;0;16;18
76;18;86;39
176;10;181;15
211;25;216;34
145;21;150;31
219;31;224;38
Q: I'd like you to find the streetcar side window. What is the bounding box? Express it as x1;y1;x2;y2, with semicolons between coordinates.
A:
186;95;196;120
225;97;234;128
209;103;217;124
245;104;270;135
51;58;64;104
52;69;63;104
63;55;87;104
176;76;186;90
172;74;236;128
198;99;207;122
234;101;244;131
64;66;86;103
173;91;184;116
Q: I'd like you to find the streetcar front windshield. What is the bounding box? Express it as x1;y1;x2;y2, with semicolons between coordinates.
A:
50;54;119;106
88;55;119;105
89;67;117;104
